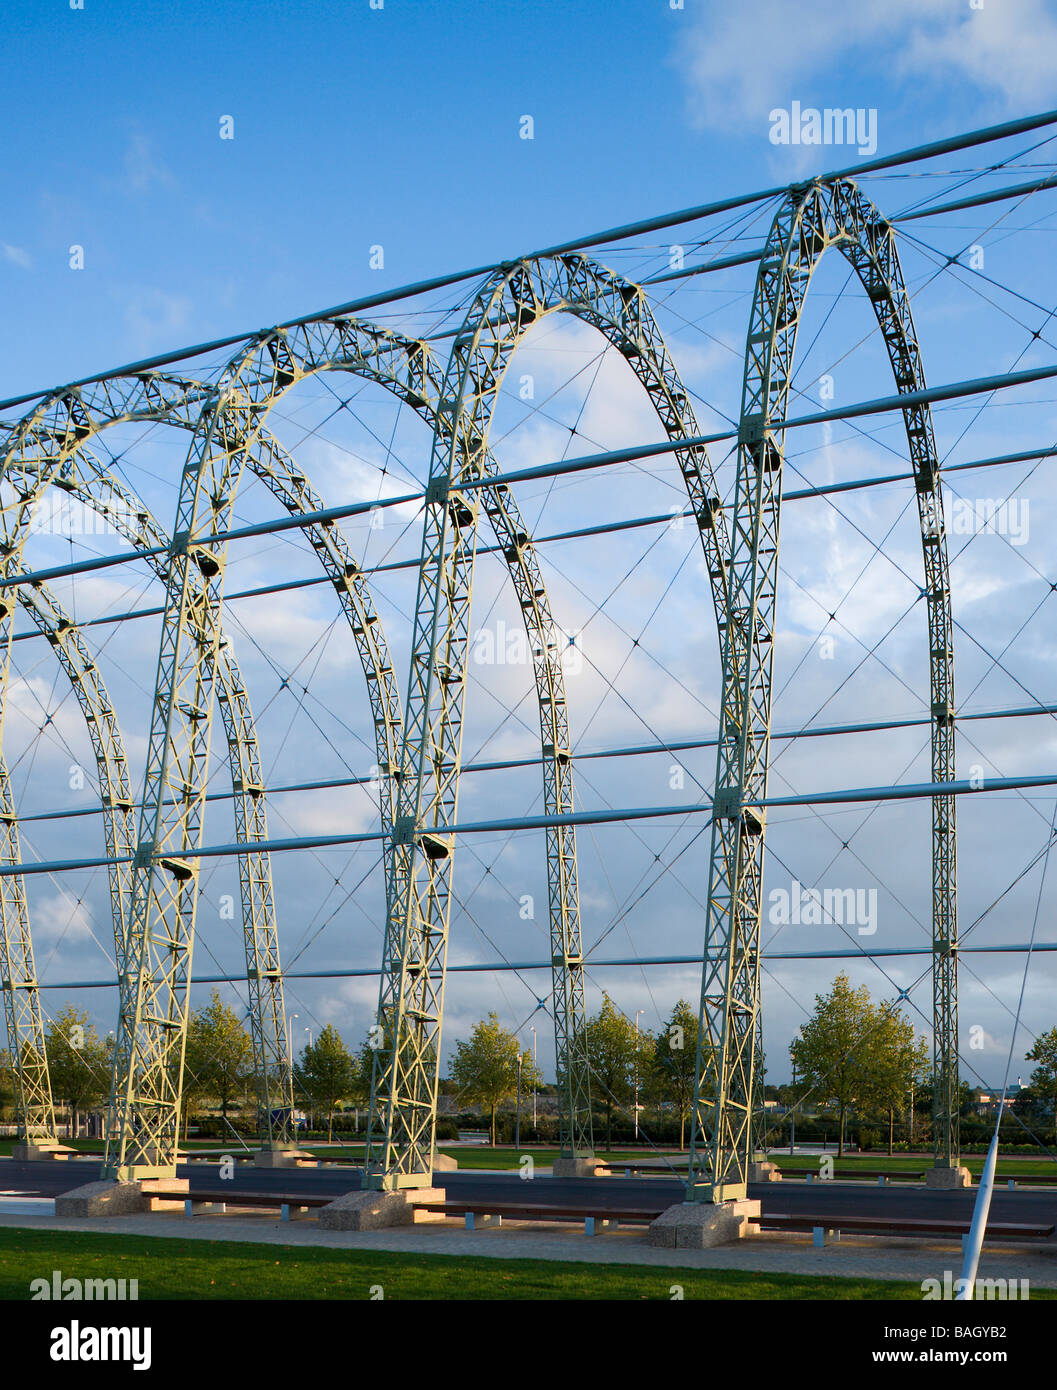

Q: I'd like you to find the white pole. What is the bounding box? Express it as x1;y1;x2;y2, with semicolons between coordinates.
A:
955;1111;1002;1300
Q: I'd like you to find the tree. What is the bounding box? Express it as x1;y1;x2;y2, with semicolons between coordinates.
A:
789;973;878;1156
449;1014;541;1145
583;994;653;1150
648;1000;699;1149
0;1048;12;1119
294;1024;355;1141
184;990;253;1131
862;1003;930;1154
354;1026;390;1111
45;1007;109;1140
1027;1027;1057;1143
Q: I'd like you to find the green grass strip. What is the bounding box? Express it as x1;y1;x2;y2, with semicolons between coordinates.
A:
0;1226;974;1301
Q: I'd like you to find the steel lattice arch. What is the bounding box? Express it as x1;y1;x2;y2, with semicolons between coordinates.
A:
6;122;1055;1210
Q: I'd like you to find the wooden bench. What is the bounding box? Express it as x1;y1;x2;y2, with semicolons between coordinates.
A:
416;1200;666;1235
760;1212;1055;1248
996;1173;1057;1188
783;1169;926;1184
597;1163;690;1178
179;1189;334;1222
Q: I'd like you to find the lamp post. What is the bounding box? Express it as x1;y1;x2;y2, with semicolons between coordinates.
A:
288;1014;299;1114
909;1080;915;1147
790;1059;797;1156
515;1053;523;1151
529;1026;537;1130
634;1010;644;1141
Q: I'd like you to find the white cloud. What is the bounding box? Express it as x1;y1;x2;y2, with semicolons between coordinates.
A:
122;133;174;194
122;287;192;354
674;0;1057;131
30;889;95;945
2;243;31;270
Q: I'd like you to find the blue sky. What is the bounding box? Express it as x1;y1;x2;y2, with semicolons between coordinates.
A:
4;0;1056;395
4;0;1057;1106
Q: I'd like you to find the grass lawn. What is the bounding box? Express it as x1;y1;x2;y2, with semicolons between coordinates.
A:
0;1226;964;1300
303;1146;668;1169
0;1139;249;1158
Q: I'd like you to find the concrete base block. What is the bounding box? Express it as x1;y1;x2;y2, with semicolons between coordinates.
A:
552;1157;603;1178
252;1148;318;1169
54;1180;151;1218
318;1186;446;1231
11;1142;76;1162
925;1165;972;1190
431;1152;458;1172
649;1198;761;1250
749;1160;782;1182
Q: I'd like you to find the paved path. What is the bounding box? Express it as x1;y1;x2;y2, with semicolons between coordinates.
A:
0;1208;1054;1288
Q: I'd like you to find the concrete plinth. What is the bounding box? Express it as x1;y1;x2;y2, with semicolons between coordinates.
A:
318;1186;446;1232
649;1198;761;1250
749;1160;782;1182
926;1165;972;1189
253;1148;318;1169
54;1176;191;1218
552;1157;603;1178
431;1152;458;1172
54;1180;149;1218
11;1142;76;1162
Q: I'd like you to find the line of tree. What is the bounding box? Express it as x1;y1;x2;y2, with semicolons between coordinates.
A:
9;981;1057;1153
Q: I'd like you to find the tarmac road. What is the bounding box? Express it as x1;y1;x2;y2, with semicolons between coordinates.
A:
3;1156;1057;1227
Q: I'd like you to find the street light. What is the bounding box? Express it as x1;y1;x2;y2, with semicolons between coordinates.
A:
529;1026;537;1129
515;1053;523;1150
287;1014;299;1134
635;1011;645;1142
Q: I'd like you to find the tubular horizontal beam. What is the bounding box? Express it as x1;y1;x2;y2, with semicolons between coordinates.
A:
13;442;1055;643
5;365;1057;596
421;244;769;344
17;700;1057;830
643;248;766;286
895;172;1057;222
2;108;1056;413
7;768;1057;879
34;941;1057;992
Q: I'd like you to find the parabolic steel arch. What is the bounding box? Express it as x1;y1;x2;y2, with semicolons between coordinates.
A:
0;576;140;1147
0;396;308;1156
97;319;603;1179
687;177;960;1205
368;252;734;1188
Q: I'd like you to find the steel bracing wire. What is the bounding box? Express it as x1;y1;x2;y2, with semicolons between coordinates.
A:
4;140;1057;1200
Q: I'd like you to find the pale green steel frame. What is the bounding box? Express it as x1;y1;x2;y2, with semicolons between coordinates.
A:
687;179;959;1203
368;253;732;1188
51;461;296;1151
0;397;297;1160
1;196;961;1189
92;321;595;1181
0;751;56;1142
0;571;136;1144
